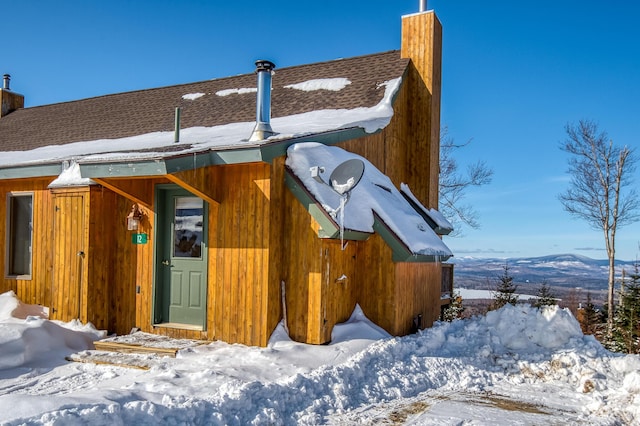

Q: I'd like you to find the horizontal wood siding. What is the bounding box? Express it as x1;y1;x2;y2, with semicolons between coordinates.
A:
0;179;55;310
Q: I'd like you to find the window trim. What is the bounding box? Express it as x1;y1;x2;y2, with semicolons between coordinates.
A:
5;191;34;280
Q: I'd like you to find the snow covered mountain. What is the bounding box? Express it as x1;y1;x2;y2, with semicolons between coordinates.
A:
450;254;636;292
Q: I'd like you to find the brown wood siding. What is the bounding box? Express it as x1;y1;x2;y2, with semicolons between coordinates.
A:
109;194;141;334
0;179;54;309
338;77;437;209
281;181;361;344
266;158;286;346
281;184;323;343
353;234;398;334
85;186;117;330
393;262;443;334
400;11;442;208
50;190;86;322
205;163;277;345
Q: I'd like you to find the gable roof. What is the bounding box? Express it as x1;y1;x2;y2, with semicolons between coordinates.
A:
0;51;409;178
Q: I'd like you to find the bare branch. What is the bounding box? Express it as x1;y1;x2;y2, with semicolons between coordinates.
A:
439;127;493;234
559;119;639;331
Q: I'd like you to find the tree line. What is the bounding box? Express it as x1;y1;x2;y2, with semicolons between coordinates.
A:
439;119;639;354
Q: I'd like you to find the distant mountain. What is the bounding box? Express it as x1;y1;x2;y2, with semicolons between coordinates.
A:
450;254;636;292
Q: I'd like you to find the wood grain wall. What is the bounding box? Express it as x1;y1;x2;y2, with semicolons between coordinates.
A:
0;178;54;308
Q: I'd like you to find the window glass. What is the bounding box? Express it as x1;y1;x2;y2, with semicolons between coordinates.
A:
173;197;203;258
7;194;33;277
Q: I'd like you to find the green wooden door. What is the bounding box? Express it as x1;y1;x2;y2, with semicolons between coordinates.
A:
156;188;208;328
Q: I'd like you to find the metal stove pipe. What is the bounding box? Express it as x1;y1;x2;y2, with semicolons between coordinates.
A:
249;60;277;141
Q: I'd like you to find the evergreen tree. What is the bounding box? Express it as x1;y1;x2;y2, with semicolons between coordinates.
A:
579;292;603;337
533;279;557;308
442;291;465;321
609;263;640;353
489;263;518;311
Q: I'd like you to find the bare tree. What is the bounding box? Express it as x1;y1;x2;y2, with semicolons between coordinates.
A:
559;119;639;333
439;128;493;234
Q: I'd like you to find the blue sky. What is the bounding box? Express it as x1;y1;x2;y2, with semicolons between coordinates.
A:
4;1;639;260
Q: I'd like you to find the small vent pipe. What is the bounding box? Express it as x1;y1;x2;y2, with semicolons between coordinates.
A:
249;60;277;141
3;74;10;90
419;0;427;12
174;107;181;143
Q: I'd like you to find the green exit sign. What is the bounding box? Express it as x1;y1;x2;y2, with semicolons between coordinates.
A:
132;233;148;244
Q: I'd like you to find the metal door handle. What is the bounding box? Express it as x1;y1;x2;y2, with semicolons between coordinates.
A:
77;251;85;258
162;260;170;266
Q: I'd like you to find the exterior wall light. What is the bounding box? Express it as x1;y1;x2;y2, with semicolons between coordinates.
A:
127;204;143;231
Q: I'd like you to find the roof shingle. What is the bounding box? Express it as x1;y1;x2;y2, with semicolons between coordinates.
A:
0;51;408;154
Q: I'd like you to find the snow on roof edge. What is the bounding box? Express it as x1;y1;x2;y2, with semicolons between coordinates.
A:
0;77;403;170
400;183;453;234
286;142;452;258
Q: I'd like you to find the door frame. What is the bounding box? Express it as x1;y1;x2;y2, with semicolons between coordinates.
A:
152;184;209;329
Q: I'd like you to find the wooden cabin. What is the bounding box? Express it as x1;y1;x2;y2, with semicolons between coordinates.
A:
0;11;454;346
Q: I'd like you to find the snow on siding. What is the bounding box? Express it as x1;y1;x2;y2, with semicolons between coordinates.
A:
284;78;351;92
286;142;452;258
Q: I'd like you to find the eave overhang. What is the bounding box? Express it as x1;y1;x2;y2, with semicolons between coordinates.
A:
76;126;377;179
0;163;63;180
285;167;452;263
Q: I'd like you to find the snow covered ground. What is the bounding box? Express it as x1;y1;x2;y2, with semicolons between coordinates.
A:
0;290;638;425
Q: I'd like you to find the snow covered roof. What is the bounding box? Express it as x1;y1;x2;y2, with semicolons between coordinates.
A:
0;51;409;178
285;142;452;261
400;183;454;235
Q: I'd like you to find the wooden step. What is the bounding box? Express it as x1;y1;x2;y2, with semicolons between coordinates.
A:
66;350;159;370
92;331;206;357
93;340;181;357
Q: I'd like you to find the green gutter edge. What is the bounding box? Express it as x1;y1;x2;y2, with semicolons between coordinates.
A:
78;127;378;179
0;163;62;180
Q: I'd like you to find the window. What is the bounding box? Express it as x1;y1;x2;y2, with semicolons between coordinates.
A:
6;193;33;278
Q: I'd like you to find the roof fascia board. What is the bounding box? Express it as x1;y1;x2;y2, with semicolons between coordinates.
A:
371;212;451;263
261;127;379;163
164;148;263;174
400;191;452;236
79;127;378;178
0;164;62;180
79;160;168;178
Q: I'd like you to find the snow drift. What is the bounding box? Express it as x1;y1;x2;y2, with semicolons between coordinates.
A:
0;291;637;424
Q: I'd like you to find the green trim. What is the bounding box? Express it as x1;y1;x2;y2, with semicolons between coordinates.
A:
260;127;378;163
80;160;168;178
78;127;381;178
0;164;62;180
372;213;451;262
400;192;452;236
152;184;209;329
285;169;451;262
284;169;370;241
164;148;264;173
